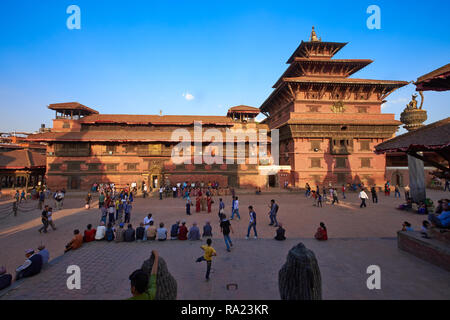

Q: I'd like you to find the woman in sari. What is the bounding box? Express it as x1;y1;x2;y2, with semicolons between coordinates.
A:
207;195;213;213
196;195;201;213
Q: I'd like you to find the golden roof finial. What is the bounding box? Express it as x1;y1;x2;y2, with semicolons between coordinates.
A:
310;26;320;42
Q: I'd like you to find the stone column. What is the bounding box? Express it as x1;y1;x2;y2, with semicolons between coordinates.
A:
407;154;426;202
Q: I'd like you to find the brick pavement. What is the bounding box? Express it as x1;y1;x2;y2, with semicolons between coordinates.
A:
0;189;449;299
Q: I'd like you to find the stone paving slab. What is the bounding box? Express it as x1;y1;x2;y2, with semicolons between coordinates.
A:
1;237;449;300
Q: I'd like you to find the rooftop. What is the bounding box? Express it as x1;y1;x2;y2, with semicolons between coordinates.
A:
0;149;46;169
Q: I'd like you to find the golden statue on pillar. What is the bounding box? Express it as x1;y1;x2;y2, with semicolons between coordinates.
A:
400;91;427;131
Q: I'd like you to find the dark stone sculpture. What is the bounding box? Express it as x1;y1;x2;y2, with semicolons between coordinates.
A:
278;242;322;300
141;253;177;300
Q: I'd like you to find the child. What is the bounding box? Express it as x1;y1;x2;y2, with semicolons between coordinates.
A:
317;192;323;207
196;238;217;281
402;221;414;231
421;220;430;238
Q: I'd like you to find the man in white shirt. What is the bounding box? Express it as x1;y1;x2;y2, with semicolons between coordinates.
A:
159;187;164;200
46;207;57;231
359;189;369;208
95;221;106;240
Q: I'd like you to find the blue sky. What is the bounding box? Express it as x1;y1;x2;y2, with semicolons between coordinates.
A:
0;0;449;133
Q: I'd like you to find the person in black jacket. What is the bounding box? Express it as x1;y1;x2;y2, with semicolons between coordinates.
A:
124;224;136;242
274;223;286;241
15;249;43;280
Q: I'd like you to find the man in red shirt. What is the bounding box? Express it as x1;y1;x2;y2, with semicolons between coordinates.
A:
83;224;96;243
178;221;188;240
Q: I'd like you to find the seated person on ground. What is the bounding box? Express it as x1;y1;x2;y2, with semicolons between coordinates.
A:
170;221;180;240
37;245;50;265
417;201;428;215
65;229;84;253
115;223;126;242
146;221;157;241
84;224;96;243
421;220;431;238
178;221;188;240
428;201;450;229
274;223;286;241
105;223;115;242
0;266;12;290
188;222;201;240
136;223;146;241
95;221;106;240
128;250;159;300
124;224;136;242
15;249;43;280
156;223;167;241
314;222;328;241
202;221;212;238
402;221;414;231
397;199;413;211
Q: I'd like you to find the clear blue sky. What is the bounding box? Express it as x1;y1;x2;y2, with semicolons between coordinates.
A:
0;0;449;133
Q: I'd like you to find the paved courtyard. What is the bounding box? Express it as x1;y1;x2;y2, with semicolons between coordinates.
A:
0;189;449;299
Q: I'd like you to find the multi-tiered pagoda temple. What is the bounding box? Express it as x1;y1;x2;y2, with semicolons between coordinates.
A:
260;27;409;187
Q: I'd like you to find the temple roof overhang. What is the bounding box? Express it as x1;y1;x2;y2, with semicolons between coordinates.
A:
375;117;450;154
415;63;450;92
260;77;408;112
0;149;46;170
79;114;235;126
287;41;348;63
48;102;99;115
273;59;374;88
26;130;270;143
227;105;260;116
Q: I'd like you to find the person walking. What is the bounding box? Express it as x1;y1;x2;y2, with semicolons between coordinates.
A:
196;238;216;281
317;192;323;207
220;214;234;252
359;189;369;208
46;207;57;231
394;185;401;198
268;199;279;227
332;189;339;205
38;205;49;234
444;179;450;192
231;197;240;220
371;186;378;203
159;187;163;200
218;198;225;220
246;205;258;239
342;184;346;199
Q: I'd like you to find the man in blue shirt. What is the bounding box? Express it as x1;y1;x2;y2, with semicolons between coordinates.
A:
429;201;450;228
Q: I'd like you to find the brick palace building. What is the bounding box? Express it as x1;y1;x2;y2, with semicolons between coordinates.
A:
27;103;277;190
259;27;409;187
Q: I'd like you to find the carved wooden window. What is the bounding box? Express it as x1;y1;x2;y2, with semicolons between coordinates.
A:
310;140;321;151
124;145;136;153
311;158;321;168
361;158;371;168
106;164;118;171
62;122;70;128
49;163;61;171
335;157;346;168
359;140;371;151
66;162;81;171
88;163;100;171
126;163;137;171
106;145;116;155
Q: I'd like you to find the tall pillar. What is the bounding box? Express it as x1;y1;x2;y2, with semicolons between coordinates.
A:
407;154;426;202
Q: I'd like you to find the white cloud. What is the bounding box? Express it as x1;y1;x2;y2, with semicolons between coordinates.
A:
182;92;195;101
381;97;408;109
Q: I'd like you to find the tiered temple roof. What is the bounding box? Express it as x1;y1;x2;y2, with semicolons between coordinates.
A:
261;27;408;113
